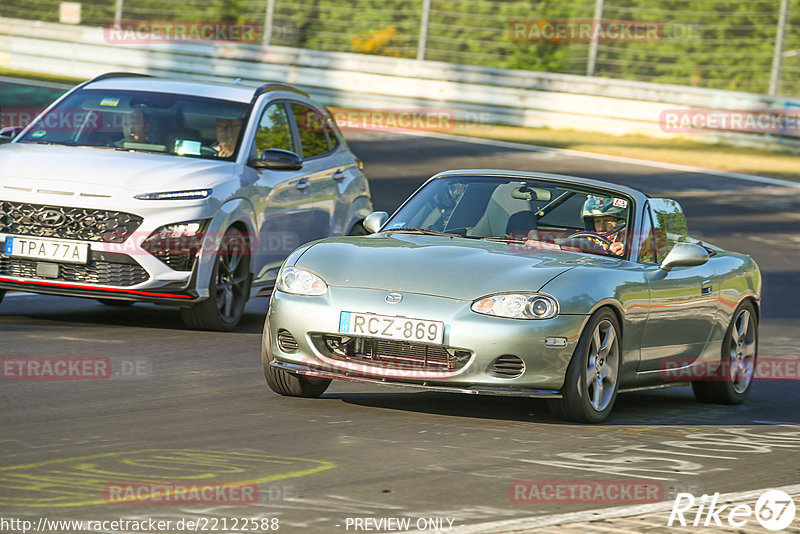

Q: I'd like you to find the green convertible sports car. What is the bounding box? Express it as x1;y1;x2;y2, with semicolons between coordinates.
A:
261;170;761;422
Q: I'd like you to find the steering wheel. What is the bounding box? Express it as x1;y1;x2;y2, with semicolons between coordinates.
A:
560;231;614;253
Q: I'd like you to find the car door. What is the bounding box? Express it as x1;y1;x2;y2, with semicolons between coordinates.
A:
638;199;719;371
288;102;341;238
250;101;319;280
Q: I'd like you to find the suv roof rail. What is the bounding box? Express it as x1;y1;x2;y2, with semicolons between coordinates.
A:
89;72;153;83
252;83;309;101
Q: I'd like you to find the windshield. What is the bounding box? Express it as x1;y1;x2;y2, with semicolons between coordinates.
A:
18;89;250;161
384;176;633;258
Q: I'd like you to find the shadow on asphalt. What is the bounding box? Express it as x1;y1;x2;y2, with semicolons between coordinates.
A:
0;296;268;334
326;382;800;426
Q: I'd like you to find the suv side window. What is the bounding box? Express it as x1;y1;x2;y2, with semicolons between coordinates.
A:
324;118;340;151
254;102;293;157
290;103;330;159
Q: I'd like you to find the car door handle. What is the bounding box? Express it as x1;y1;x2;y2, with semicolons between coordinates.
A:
701;279;713;295
332;169;347;181
293;179;310;190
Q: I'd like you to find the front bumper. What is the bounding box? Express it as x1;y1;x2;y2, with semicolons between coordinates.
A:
266;286;590;393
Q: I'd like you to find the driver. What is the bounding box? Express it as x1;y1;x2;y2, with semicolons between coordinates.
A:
581;196;627;256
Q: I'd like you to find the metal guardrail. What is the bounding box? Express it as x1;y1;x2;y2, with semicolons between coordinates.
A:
1;16;798;147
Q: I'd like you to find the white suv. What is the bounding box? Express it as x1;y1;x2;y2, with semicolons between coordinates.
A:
0;73;372;330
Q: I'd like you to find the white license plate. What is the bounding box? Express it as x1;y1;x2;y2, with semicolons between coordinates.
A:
5;236;89;264
339;311;444;345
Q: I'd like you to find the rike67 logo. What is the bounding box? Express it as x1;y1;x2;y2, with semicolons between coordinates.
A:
669;489;796;531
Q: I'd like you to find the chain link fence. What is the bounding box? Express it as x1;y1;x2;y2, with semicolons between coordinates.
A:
3;0;800;98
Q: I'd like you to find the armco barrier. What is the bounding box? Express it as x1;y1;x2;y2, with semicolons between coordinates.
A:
1;16;798;147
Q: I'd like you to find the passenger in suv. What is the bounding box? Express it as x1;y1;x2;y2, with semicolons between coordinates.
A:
0;73;373;330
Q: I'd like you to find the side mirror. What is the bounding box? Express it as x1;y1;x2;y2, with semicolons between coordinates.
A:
660;242;709;272
0;126;24;144
249;149;303;170
362;211;388;234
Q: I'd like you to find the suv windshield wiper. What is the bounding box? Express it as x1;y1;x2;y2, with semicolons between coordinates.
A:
386;227;462;238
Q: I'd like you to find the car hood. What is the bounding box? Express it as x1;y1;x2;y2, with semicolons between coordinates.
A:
295;233;621;300
0;143;234;198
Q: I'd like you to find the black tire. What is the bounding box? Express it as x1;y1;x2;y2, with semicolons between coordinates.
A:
97;299;135;307
261;321;331;397
692;301;757;404
547;308;621;423
0;290;5;306
181;228;251;332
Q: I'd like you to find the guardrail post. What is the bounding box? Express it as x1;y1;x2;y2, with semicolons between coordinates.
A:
586;0;604;76
263;0;276;47
417;0;432;61
769;0;790;97
114;0;124;26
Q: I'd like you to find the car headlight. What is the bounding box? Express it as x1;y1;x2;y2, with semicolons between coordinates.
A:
276;266;328;296
141;220;209;271
135;189;212;200
471;293;558;320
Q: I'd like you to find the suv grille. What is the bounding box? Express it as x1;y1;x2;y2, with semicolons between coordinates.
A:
322;335;471;373
0;201;143;243
0;256;149;287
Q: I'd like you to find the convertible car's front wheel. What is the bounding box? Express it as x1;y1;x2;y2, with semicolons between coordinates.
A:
548;308;621;423
692;301;757;404
261;330;331;398
181;228;250;332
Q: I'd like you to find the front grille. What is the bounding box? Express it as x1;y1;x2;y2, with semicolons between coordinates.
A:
0;201;143;243
489;355;525;378
0;256;149;287
322;335;471;373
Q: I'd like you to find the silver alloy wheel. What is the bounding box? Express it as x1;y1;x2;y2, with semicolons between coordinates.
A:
728;308;756;394
585;319;619;411
215;234;248;322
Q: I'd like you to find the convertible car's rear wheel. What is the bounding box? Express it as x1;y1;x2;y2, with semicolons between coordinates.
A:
692;301;757;404
261;325;331;397
548;308;621;423
181;228;250;332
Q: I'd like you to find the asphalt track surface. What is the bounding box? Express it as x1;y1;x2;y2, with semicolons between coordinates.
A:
1;80;800;533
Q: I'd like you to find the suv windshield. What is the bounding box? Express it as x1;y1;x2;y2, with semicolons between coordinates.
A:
385;176;633;258
18;89;250;161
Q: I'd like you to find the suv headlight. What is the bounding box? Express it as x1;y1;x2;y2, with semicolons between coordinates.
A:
135;189;212;200
276;266;327;296
471;293;558;320
141;220;209;271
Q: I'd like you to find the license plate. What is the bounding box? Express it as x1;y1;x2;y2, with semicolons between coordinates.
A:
339;311;444;345
5;236;89;264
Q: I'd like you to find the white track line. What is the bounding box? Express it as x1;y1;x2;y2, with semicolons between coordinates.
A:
400;130;800;189
433;483;800;534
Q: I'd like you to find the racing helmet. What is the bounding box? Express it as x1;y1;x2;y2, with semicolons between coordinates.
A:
581;196;627;232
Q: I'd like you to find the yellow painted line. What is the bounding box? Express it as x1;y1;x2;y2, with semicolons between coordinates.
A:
0;449;336;507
